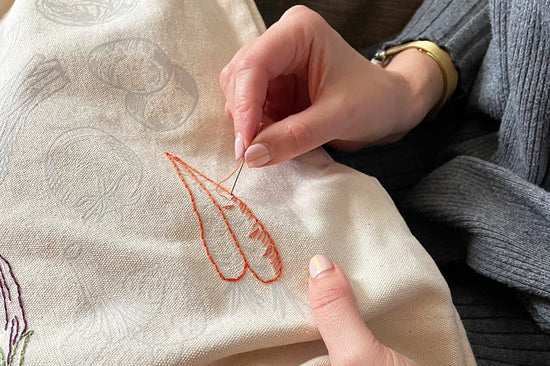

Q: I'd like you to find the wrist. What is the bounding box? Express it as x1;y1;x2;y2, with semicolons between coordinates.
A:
384;48;444;128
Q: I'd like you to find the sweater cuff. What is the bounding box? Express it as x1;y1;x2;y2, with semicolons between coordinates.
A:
383;0;491;98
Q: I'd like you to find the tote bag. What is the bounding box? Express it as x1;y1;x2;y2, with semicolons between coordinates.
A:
0;1;474;364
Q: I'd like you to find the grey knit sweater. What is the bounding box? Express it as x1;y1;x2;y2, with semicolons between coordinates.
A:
386;0;550;331
256;0;550;362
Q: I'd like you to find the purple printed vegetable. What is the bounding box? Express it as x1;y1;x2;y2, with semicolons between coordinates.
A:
0;255;30;365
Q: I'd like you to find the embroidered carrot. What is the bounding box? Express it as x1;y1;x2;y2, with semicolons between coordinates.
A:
166;153;282;283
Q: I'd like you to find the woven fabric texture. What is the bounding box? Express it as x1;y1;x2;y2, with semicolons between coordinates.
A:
0;1;473;364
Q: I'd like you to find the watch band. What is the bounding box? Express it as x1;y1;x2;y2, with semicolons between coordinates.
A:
372;40;458;117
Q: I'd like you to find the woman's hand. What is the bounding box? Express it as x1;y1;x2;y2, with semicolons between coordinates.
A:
308;254;418;366
219;5;442;167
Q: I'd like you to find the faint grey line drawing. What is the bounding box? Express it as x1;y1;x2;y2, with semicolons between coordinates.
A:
141;270;207;344
0;22;20;66
225;281;263;316
58;242;207;366
125;65;198;131
35;0;138;26
88;38;172;94
270;281;308;320
88;38;198;131
44;128;143;221
0;54;69;188
61;262;162;365
88;270;207;365
61;249;160;343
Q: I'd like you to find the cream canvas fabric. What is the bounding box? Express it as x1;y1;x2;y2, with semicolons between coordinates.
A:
0;0;475;365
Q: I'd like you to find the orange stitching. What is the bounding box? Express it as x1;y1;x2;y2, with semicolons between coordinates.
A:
166;153;282;283
166;153;245;282
214;158;243;201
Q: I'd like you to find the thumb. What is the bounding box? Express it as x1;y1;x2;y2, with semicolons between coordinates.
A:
308;255;415;366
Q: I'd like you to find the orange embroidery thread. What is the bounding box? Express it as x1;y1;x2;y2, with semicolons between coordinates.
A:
214;160;242;201
166;152;282;283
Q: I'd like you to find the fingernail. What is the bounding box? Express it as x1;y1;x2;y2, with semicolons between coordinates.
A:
309;254;334;279
245;143;270;168
234;133;245;160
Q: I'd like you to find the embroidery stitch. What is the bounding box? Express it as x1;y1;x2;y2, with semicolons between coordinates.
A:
88;38;198;131
214;160;242;200
165;153;282;283
0;255;32;366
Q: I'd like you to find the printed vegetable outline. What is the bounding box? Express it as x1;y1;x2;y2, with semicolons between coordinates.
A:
88;38;198;131
35;0;139;26
0;255;33;366
0;54;69;188
44;128;143;221
165;153;282;283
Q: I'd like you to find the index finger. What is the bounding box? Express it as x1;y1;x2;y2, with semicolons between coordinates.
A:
224;6;318;154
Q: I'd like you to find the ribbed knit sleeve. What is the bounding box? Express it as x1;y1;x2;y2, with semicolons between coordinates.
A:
385;0;491;97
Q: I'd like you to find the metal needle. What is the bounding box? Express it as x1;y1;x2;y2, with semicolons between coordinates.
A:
228;123;263;196
229;159;245;196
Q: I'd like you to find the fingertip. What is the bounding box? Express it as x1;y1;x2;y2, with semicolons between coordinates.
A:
309;254;335;279
307;256;382;365
307;255;354;314
244;142;271;168
234;133;245;160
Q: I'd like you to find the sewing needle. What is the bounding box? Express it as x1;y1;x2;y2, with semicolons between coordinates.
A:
229;123;263;196
229;159;245;196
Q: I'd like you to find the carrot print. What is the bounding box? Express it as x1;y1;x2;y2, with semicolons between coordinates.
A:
165;153;282;283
